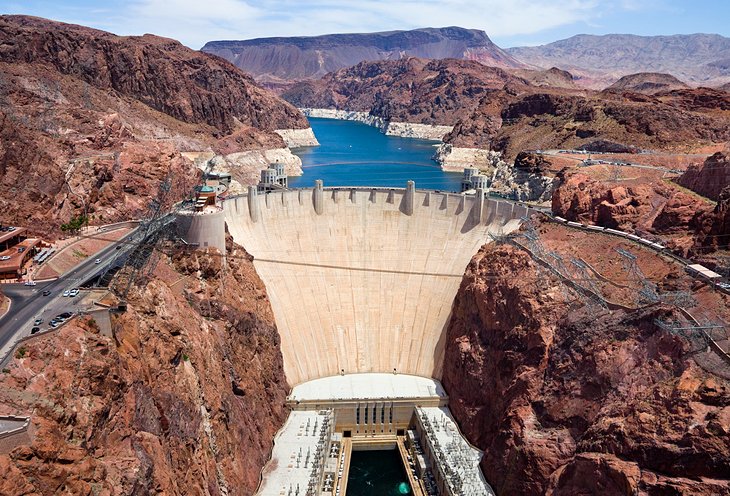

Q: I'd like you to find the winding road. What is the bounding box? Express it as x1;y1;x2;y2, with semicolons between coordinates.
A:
0;228;138;365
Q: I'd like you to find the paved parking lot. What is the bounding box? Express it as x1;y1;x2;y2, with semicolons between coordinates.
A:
27;289;108;334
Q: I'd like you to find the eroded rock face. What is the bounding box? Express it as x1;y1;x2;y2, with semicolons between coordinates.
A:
0;244;288;495
699;186;730;251
513;151;553;174
0;15;309;237
450;88;730;159
283;57;528;126
551;171;719;254
0;15;308;133
441;243;730;495
676;151;730;201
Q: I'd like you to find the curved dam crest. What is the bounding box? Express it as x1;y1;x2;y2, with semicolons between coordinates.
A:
224;186;529;385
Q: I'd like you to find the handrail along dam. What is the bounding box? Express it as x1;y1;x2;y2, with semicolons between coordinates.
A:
218;181;533;495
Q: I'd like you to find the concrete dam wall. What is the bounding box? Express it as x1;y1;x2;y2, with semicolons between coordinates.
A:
224;185;529;385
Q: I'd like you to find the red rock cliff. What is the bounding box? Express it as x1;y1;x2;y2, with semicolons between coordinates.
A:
676;151;730;201
0;15;308;133
442;242;730;495
0;15;306;236
551;171;722;255
0;243;289;495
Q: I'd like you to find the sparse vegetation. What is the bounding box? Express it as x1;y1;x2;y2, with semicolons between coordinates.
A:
15;346;27;359
72;248;89;259
60;214;89;234
2;368;10;373
182;353;190;361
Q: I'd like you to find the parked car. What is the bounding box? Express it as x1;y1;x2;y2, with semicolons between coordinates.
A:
62;290;70;297
0;256;10;261
33;318;43;326
59;312;73;319
31;327;40;335
49;320;59;328
24;281;36;286
69;288;80;297
42;290;51;296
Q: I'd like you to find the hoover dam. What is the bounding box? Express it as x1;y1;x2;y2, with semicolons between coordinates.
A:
218;182;533;495
224;182;529;385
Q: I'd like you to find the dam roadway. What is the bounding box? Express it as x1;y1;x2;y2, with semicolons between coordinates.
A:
224;183;532;385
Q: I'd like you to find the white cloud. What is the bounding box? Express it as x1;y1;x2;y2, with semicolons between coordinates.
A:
8;0;640;49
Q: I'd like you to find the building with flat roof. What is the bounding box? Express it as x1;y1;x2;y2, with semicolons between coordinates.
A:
0;238;40;280
259;374;494;496
0;227;27;251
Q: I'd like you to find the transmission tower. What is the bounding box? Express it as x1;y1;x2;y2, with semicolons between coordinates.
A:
569;258;609;311
654;314;726;354
616;247;659;305
609;163;622;182
100;169;194;302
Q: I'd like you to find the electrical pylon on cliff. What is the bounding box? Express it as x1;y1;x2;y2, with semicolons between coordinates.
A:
100;168;194;302
616;247;660;305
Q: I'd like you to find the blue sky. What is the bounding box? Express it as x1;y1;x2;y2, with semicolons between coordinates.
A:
2;0;728;49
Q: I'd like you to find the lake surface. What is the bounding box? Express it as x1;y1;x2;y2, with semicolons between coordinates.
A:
346;449;412;496
289;117;462;191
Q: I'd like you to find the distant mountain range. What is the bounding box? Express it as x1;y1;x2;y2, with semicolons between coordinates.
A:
507;33;730;88
202;27;524;88
204;29;730;90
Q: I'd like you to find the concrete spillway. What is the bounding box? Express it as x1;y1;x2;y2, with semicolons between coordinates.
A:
224;185;529;385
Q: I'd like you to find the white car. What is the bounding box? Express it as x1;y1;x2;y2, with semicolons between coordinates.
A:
62;290;70;297
24;281;36;286
94;258;101;264
69;288;80;297
0;256;10;261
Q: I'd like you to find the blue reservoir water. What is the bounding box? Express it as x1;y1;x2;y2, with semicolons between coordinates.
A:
289;118;462;191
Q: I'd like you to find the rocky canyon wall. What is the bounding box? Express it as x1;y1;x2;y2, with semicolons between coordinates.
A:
442;242;730;495
0;243;289;495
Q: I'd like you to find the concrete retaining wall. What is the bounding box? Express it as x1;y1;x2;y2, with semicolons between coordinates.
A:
0;415;30;440
175;209;227;256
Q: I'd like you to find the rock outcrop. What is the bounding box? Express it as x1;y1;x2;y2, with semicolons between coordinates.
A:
433;144;501;171
0;15;311;237
283;58;529;127
274;128;319;148
551;171;725;255
442;241;730;495
697;186;730;252
202;27;524;86
604;72;690;94
461;89;730;159
488;151;556;203
676;151;730;201
0;15;308;133
0;244;289;495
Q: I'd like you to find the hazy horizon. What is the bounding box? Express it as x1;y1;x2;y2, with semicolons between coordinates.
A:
3;0;729;50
